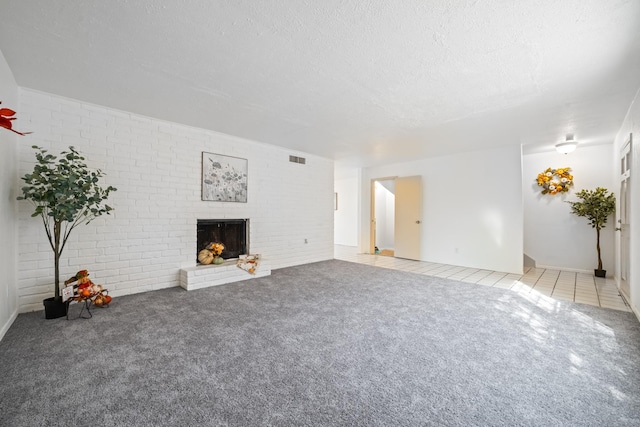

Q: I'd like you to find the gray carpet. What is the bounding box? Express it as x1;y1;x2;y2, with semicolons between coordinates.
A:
1;260;640;426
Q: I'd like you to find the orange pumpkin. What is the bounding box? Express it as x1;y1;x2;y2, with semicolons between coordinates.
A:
104;295;112;304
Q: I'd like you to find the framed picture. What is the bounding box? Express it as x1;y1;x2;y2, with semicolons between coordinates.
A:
202;152;248;202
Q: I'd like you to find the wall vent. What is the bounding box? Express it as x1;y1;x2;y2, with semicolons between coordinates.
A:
289;155;306;164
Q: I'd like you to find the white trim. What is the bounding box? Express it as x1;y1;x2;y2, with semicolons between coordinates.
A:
617;287;640;322
0;309;18;342
535;264;593;275
629;303;640;323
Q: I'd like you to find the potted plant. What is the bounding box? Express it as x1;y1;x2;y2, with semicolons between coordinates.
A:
566;187;616;278
18;146;116;318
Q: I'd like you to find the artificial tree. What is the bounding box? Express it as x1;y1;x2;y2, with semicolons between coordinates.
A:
566;187;616;277
18;146;116;302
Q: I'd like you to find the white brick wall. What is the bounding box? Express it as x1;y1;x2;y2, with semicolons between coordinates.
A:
17;89;334;313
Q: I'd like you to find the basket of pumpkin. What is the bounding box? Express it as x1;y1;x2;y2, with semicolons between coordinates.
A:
64;270;112;307
93;290;112;307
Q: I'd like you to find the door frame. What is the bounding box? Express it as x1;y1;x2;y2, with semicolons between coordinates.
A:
617;133;632;301
370;176;397;254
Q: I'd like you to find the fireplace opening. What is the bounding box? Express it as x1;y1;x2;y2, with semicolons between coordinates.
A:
197;219;249;262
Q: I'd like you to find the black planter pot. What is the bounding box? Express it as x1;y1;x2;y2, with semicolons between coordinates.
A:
594;269;607;278
43;297;67;319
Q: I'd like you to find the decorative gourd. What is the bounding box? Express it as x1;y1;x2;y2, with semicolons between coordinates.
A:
103;295;112;305
198;249;214;265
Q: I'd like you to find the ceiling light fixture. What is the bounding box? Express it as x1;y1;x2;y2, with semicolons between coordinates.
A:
555;134;577;154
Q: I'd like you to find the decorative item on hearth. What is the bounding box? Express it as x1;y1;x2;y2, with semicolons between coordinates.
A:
536;167;573;195
237;254;260;274
198;242;225;265
210;242;225;264
17;146;116;319
566;187;616;278
198;249;214;265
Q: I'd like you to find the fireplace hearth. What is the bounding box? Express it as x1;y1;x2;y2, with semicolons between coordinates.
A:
197;219;248;262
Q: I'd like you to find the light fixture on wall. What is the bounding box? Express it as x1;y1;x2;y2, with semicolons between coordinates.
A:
555;134;577;154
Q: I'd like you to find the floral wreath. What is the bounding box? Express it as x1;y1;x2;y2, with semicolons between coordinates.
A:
536;167;573;195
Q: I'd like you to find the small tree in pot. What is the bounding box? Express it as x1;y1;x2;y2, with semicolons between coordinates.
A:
566;187;616;278
18;146;116;318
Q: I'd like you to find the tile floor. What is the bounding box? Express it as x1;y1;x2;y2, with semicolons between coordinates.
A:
334;245;631;312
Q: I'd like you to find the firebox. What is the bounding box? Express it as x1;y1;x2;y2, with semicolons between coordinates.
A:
197;219;248;262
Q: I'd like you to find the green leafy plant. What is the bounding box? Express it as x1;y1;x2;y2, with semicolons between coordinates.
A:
18;146;117;300
566;187;616;272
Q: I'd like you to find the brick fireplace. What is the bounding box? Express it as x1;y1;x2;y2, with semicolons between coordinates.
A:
182;218;270;291
197;219;248;262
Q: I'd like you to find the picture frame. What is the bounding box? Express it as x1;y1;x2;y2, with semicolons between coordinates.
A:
202;152;248;202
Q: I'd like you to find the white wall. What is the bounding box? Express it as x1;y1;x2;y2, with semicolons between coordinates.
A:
374;180;395;250
0;49;19;340
614;87;640;316
360;145;524;274
17;89;334;313
523;144;615;272
334;168;359;246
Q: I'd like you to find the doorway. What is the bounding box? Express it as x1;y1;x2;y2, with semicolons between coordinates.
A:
370;176;423;260
373;179;396;256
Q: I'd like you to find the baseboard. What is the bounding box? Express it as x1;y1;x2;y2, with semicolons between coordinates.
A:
624;297;640;323
523;253;536;268
534;264;594;275
618;288;640;323
629;303;640;323
0;309;18;343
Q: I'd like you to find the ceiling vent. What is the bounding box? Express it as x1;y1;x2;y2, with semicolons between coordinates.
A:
289;155;306;164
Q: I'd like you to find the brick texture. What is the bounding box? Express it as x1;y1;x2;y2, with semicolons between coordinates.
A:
17;89;334;312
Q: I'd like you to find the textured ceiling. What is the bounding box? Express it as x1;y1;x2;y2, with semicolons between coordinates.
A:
1;0;639;167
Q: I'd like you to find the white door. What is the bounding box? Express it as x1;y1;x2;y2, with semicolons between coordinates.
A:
618;135;631;299
394;176;422;260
